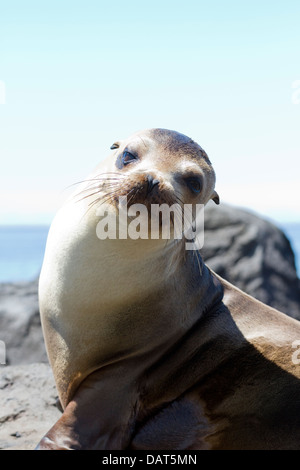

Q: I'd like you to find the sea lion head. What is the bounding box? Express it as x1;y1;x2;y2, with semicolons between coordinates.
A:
108;128;220;208
75;128;220;246
77;129;219;240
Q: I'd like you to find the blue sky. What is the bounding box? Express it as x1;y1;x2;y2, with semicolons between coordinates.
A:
0;0;299;225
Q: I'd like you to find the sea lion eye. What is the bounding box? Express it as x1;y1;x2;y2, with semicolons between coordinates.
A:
122;151;137;165
186;177;202;194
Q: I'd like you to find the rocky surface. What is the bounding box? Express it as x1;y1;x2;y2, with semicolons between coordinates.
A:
0;363;60;450
0;202;299;449
0;280;47;366
202;203;300;319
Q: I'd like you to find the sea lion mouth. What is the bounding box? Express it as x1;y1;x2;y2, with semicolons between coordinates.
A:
74;172;189;240
74;171;180;213
74;168;205;249
104;173;179;210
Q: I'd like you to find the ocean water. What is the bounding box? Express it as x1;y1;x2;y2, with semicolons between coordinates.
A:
0;226;50;283
0;223;299;283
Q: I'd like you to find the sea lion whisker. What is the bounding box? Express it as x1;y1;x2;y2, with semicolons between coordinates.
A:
66;175;123;191
78;196;104;222
127;189;137;207
71;180;121;200
175;189;185;204
191;248;202;277
94;191;119;206
87;197;105;209
74;181;121;203
73;186;103;198
75;190;106;204
95;187;125;206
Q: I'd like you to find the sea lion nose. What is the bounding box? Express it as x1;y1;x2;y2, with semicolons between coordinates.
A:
146;174;160;194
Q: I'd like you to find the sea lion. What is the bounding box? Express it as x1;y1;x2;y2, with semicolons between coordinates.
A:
37;128;300;450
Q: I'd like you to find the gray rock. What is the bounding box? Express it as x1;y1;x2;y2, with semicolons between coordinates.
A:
201;202;300;320
0;280;47;365
0;363;61;450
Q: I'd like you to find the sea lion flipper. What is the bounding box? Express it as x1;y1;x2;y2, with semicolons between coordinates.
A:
36;368;138;450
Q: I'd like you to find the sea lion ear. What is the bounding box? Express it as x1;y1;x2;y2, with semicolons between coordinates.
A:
211;190;220;205
110;142;120;150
